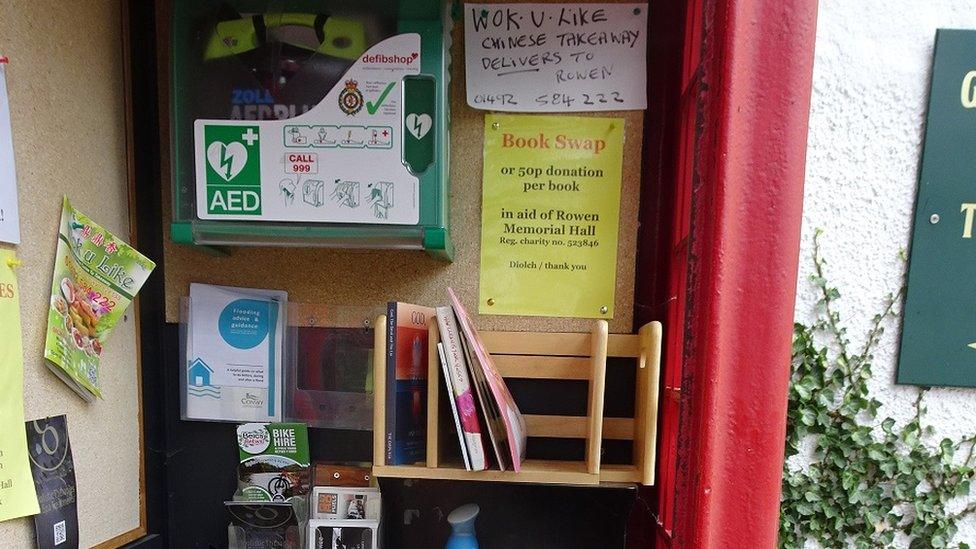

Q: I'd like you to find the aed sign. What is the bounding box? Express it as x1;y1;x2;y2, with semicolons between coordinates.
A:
202;125;263;216
899;29;976;386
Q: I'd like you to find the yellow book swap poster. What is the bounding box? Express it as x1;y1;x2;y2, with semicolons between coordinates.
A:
479;114;624;318
0;250;40;521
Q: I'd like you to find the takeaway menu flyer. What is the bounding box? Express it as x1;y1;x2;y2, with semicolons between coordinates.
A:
44;196;155;400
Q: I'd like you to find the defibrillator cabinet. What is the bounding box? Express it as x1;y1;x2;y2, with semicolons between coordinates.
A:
169;0;453;259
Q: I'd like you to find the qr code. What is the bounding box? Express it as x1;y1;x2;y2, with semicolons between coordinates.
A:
53;520;66;545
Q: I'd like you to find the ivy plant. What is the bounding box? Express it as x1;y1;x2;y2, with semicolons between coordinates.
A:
780;231;976;548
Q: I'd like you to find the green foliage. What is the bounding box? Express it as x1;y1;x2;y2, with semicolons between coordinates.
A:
780;231;976;548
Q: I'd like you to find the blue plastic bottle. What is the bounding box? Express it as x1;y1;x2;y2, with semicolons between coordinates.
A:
445;503;480;549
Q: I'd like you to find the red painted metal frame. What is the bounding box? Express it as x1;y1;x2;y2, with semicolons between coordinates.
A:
629;0;689;545
666;0;818;547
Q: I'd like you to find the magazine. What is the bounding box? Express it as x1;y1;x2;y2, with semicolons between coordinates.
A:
457;312;507;470
448;288;527;472
43;196;155;400
185;283;286;422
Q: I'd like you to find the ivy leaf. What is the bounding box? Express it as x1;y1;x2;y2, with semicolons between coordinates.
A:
800;408;816;427
880;459;897;477
784;242;975;548
909;539;933;549
940;438;954;462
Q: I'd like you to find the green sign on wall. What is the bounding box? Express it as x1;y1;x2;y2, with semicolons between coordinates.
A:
899;29;976;386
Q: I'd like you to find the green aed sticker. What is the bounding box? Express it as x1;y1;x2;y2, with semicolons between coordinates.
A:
204;124;262;215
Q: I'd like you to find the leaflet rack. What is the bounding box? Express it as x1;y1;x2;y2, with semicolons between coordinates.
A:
371;316;663;486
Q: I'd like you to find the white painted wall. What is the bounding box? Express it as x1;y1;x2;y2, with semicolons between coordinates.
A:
794;0;976;545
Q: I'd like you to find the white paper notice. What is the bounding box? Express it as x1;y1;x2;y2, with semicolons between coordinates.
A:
0;62;20;244
464;3;648;113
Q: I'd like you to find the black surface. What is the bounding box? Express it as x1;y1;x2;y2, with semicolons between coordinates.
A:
128;0;168;545
379;479;637;549
123;533;164;549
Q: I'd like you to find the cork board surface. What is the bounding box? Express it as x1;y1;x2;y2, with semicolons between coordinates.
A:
0;1;144;546
162;0;644;334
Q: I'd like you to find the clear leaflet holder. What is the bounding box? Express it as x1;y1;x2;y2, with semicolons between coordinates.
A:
180;296;383;429
285;302;384;430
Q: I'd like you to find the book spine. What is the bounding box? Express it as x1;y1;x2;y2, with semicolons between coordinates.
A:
385;302;396;465
436;307;487;471
438;342;471;470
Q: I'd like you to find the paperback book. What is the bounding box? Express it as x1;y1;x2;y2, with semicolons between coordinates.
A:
435;308;487;471
385;302;434;465
437;342;471;470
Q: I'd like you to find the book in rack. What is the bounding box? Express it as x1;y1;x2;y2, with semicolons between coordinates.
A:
372;315;664;486
384;302;435;465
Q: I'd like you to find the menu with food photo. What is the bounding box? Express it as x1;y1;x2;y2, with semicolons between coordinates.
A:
43;196;155;400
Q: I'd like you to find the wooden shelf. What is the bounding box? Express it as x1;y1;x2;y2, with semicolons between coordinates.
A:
372;316;662;487
374;460;599;485
374;461;645;486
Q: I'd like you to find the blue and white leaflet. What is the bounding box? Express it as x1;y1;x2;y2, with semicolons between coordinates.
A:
185;283;286;422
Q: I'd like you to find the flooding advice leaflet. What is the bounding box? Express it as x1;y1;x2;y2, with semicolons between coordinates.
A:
185;283;286;422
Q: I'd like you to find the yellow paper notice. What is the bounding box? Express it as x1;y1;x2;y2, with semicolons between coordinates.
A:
0;250;40;521
479;114;624;318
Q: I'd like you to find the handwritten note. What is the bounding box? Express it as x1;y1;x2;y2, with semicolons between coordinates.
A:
464;3;648;112
0;62;21;244
0;250;40;522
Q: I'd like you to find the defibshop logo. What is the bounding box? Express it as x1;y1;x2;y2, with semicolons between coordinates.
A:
361;52;419;65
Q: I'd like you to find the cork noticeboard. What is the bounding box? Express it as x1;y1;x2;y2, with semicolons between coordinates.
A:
162;0;644;334
0;2;146;547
